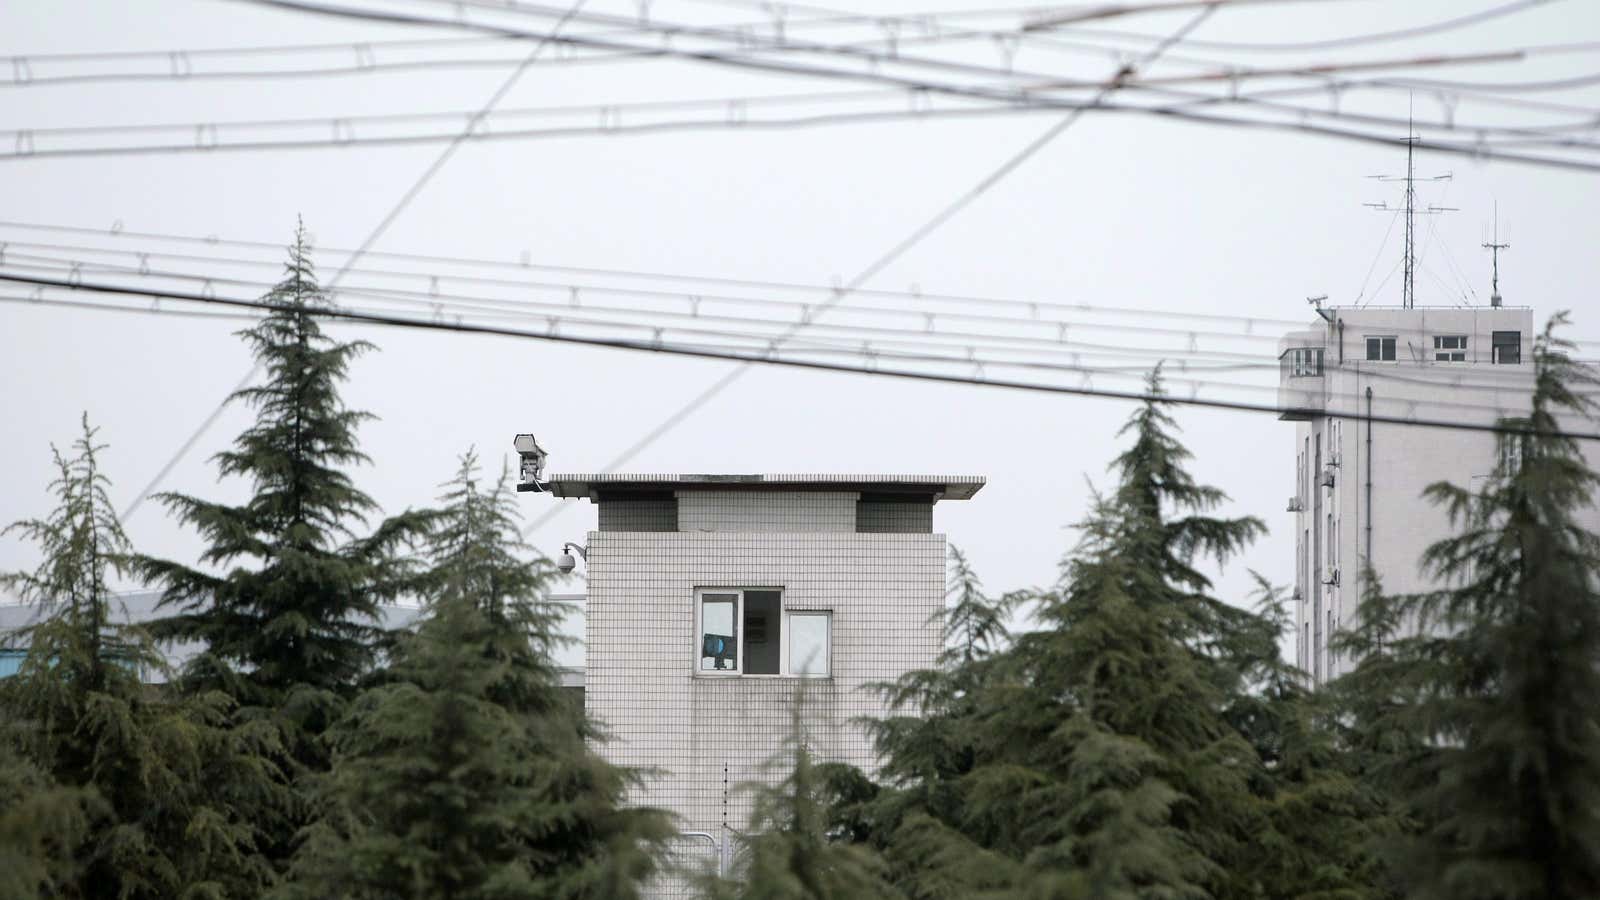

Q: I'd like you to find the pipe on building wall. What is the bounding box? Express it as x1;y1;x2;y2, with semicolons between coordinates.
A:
1365;386;1374;569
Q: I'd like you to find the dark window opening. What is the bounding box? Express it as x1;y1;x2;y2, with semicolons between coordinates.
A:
1365;336;1396;361
743;590;782;675
1493;331;1521;364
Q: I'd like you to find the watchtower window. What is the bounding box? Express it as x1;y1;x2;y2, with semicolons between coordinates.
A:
1433;335;1467;362
695;588;830;677
1492;331;1521;364
1365;336;1396;361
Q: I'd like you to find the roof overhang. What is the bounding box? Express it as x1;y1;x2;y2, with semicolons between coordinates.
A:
545;473;985;503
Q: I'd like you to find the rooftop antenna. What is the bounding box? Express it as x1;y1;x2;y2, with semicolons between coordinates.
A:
1482;201;1509;308
1365;98;1455;308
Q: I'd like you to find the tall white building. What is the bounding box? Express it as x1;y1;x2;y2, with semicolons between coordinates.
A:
542;473;983;868
1278;305;1536;682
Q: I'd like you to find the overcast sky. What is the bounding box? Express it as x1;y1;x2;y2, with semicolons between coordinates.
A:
3;0;1598;637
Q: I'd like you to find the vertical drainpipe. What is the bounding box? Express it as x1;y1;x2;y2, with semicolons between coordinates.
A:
1365;386;1374;569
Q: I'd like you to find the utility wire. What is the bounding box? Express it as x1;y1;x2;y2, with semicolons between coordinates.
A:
0;220;1313;328
20;245;1596;367
12;227;1593;360
509;2;1221;536
6;272;1595;443
11;252;1582;402
1047;0;1564;52
158;1;1598;173
10;95;1597;169
119;0;588;520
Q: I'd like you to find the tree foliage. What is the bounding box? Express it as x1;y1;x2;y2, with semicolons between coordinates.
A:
0;417;275;899
277;451;671;900
1361;313;1600;900
132;225;431;859
707;700;903;900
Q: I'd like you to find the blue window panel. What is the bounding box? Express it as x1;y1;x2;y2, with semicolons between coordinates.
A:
0;649;26;678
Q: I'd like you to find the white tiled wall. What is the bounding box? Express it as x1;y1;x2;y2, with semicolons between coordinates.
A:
677;491;858;533
584;526;944;840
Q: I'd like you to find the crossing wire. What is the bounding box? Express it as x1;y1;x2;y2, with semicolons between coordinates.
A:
117;0;590;521
5;271;1596;443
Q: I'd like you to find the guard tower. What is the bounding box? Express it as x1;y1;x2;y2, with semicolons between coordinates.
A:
543;473;983;853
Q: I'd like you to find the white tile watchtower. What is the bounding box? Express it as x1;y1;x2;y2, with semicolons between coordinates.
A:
544;473;983;848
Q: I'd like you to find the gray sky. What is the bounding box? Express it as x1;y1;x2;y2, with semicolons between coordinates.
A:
3;0;1598;628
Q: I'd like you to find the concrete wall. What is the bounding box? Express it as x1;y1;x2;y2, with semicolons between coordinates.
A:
583;528;944;838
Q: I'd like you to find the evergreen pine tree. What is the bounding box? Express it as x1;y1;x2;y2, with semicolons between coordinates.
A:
841;374;1277;900
704;699;903;900
0;735;90;900
0;417;276;898
133;223;430;854
1230;576;1391;899
830;547;1025;899
277;451;671;899
1380;314;1600;899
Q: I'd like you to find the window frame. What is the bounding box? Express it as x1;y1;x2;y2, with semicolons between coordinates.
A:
1492;331;1522;365
696;589;744;675
693;588;831;678
1284;347;1323;378
785;610;832;678
1365;335;1397;362
1432;334;1468;362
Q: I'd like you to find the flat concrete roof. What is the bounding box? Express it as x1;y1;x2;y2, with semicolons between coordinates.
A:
546;473;985;501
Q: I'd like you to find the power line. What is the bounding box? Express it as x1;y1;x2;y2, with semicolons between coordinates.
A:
119;0;589;520
1044;0;1566;52
10;92;1596;169
5;272;1594;443
10;252;1582;407
511;2;1225;535
10;224;1594;357
0;220;1313;329
161;1;1595;173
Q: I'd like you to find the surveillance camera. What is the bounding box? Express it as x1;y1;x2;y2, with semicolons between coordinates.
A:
513;433;548;491
556;552;577;574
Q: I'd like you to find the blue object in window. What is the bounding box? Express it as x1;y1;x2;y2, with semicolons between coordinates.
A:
0;649;26;678
702;633;735;669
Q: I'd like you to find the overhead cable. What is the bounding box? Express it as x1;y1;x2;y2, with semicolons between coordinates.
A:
5;272;1596;443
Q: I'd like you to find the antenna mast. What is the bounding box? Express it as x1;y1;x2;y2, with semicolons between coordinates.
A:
1364;104;1454;308
1402;118;1417;309
1482;203;1510;308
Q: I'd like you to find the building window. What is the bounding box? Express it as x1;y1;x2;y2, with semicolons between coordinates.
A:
1500;434;1525;476
788;612;831;676
0;648;24;678
1492;331;1521;364
1365;336;1397;361
696;588;830;677
1433;334;1467;362
1285;347;1323;377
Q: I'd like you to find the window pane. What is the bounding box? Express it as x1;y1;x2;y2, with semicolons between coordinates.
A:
1366;338;1380;360
1382;338;1396;361
700;595;738;671
743;591;781;675
789;613;829;676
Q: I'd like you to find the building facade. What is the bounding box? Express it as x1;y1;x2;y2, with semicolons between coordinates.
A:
544;473;983;848
1278;306;1539;682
